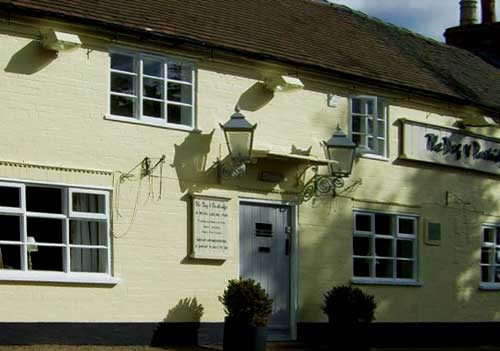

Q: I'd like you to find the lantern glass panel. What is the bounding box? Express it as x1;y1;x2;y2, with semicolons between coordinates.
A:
328;147;354;175
226;131;252;160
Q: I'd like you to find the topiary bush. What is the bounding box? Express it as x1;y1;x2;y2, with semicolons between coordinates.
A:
321;285;376;326
219;278;273;327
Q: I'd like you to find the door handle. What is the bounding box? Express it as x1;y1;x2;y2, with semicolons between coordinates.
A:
285;239;290;256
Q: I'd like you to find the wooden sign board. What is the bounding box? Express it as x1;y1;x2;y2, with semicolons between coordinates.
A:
191;195;230;260
399;119;500;176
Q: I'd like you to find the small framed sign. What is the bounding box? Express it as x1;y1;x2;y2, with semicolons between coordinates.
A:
191;194;230;260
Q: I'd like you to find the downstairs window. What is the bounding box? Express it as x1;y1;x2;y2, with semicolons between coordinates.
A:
0;182;111;277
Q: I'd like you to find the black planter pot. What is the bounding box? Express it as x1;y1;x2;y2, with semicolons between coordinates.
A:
222;317;268;351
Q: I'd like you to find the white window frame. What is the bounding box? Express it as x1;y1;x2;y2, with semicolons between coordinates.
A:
480;224;500;290
352;210;419;285
108;48;197;131
349;96;388;158
0;181;118;285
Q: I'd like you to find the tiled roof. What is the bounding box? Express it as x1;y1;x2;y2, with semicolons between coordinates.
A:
2;0;500;113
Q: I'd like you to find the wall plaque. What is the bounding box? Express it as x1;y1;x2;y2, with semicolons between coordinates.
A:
191;194;230;260
399;119;500;176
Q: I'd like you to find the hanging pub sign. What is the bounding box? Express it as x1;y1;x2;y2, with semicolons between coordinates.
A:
399;119;500;176
191;194;230;260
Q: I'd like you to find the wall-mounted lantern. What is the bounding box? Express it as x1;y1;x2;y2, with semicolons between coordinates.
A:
301;126;357;201
324;126;356;177
218;107;257;178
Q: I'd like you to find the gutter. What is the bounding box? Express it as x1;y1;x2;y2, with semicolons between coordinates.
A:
1;3;499;117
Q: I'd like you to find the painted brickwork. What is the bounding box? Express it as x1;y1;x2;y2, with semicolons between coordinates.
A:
0;18;499;328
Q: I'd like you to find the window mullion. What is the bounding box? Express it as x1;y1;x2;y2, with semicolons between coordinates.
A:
138;54;143;120
20;185;27;272
164;60;168;123
64;189;70;273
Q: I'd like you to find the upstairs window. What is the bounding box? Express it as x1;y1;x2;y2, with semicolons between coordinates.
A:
109;51;196;129
349;96;388;157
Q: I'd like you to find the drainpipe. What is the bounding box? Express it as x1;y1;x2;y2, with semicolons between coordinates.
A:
460;0;479;25
481;0;497;23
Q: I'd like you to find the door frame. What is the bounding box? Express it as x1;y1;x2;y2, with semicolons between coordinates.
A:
238;197;299;340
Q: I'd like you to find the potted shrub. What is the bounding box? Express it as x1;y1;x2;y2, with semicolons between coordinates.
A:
321;285;376;350
219;278;273;351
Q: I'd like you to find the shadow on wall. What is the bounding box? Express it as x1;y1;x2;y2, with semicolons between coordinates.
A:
298;136;500;347
171;129;216;193
236;82;274;112
151;297;204;346
4;40;57;75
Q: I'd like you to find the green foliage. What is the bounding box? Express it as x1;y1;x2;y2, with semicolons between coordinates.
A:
219;278;273;327
321;285;376;325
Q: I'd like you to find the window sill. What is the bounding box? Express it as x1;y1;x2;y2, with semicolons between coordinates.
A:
357;153;390;162
0;271;121;285
104;115;201;133
352;278;422;287
479;283;500;291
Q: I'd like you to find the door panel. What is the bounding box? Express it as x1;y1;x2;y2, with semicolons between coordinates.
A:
240;202;291;340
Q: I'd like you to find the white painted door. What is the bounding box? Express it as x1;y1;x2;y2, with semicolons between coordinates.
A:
239;202;292;340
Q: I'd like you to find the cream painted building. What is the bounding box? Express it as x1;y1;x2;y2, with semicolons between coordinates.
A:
0;0;500;347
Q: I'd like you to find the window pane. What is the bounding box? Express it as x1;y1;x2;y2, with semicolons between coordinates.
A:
367;118;374;135
375;213;392;235
352;134;361;146
26;187;62;214
70;220;106;246
484;228;495;243
352;98;361;114
377;121;385;138
353;258;371;277
29;246;63;272
27;217;63;244
111;53;134;72
0;244;21;269
353;237;372;256
375;238;393;257
399;218;415;235
110;95;135;117
143;78;163;99
111;73;136;95
367;137;374;150
355;214;371;232
397;240;414;259
376;259;393;278
495;267;500;283
352;115;361;133
168;83;192;104
143;58;163;77
143;100;163;118
482;266;493;282
168;62;192;82
0;215;21;241
71;248;107;273
377;139;385;156
72;193;106;214
481;248;493;264
366;100;374;115
397;260;413;279
167;104;192;126
0;186;20;208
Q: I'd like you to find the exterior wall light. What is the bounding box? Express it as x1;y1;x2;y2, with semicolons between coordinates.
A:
264;75;304;93
302;126;356;201
219;107;257;178
42;30;82;52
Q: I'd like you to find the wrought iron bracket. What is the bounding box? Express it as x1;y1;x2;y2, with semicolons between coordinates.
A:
299;165;346;202
217;159;247;179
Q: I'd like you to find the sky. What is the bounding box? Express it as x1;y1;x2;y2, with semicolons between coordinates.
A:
328;0;500;41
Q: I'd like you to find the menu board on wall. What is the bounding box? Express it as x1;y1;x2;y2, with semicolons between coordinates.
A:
191;195;230;260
